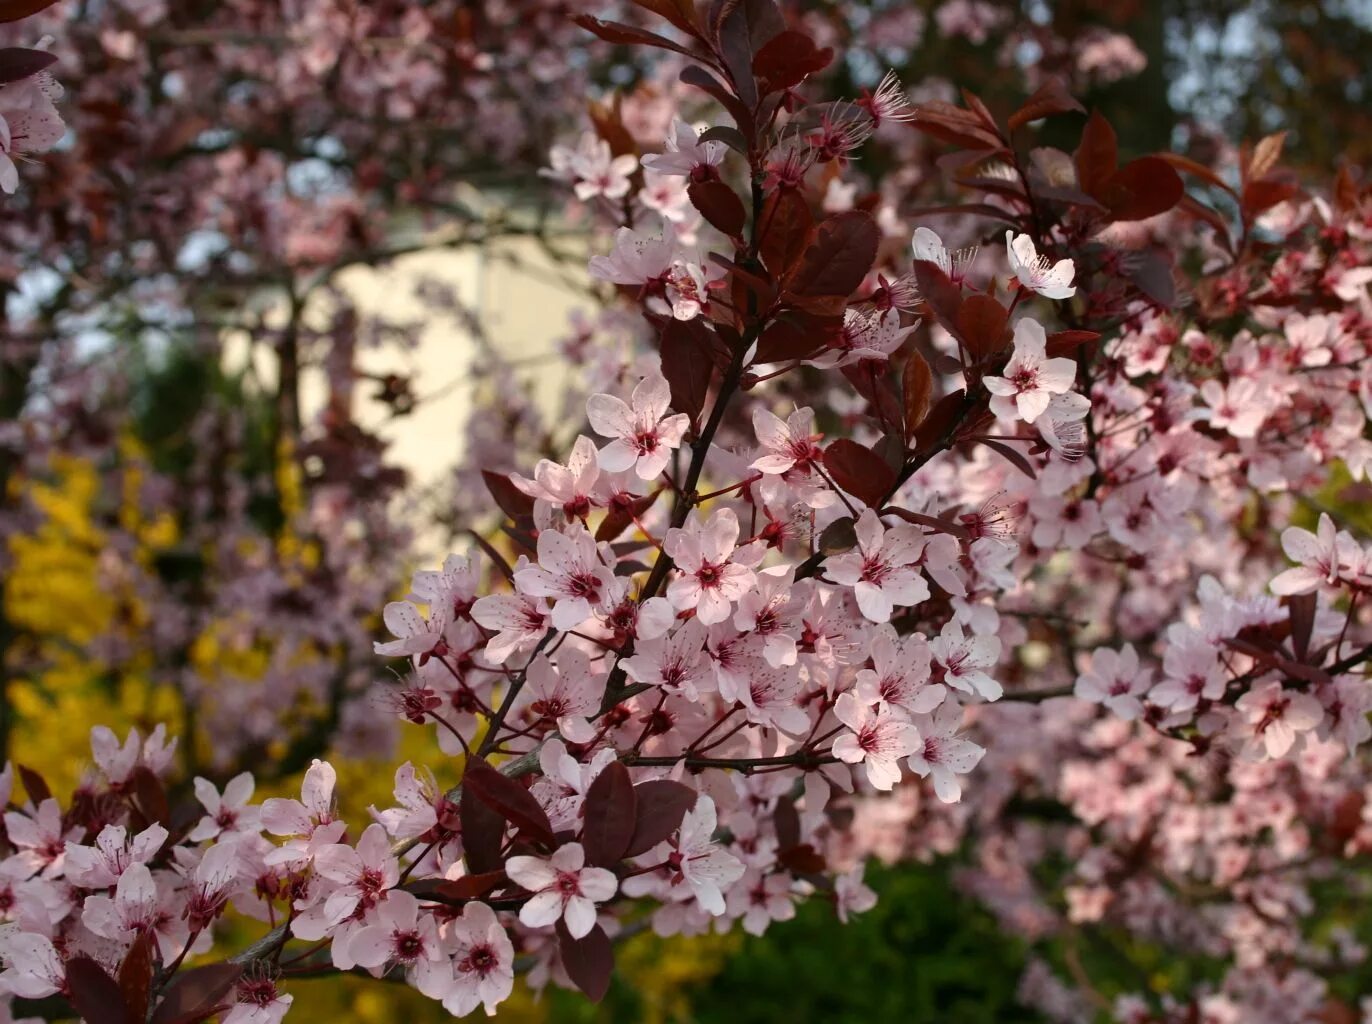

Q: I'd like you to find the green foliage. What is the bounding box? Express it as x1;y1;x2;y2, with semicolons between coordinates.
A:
684;861;1041;1024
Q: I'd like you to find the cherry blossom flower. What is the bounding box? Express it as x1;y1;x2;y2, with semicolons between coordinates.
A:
1233;681;1324;760
929;620;1002;701
727;870;796;936
1006;230;1076;299
82;863;189;960
831;692;922;790
1074;644;1151;720
370;763;444;841
586;371;690;480
751;407;825;476
348;889;445;981
661;796;745;915
90;724;176;787
984;318;1078;424
641;118;725;179
1200;377;1269;438
374;597;450;660
470;585;551;664
1269;513;1362;595
188;773;259;842
857;69;914;126
588;227;713;321
512;435;602;524
3;799;78;879
521;649;600;742
506;843;617;939
260;759;340;842
296;824;400;942
810;307;913;369
908;701;985;803
64;823;169;888
621;619;713;701
663;507;762;625
823;509;930;623
911;225;976;281
1150;641;1226;712
223;971;293;1024
512;525;615;632
853;625;945;716
834;864;879;923
0;932;65;999
569;135;637;202
439;901;515;1017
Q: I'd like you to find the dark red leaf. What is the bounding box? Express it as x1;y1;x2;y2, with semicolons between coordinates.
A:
1007;78;1084;132
1100;157;1184;222
911;100;1004;151
0;0;60;22
150;963;243;1024
698;124;748;154
574;15;699;59
679;65;752;134
482;470;535;520
913;389;971;453
581;761;636;867
713;0;785;108
463;758;555;847
557;920;614;1002
129;766;170;829
754;309;839;363
459;784;506;874
660;319;715;425
16;764;50;804
902;351;933;441
758;188;813;279
823;439;897;508
118;933;156;1024
1288;592;1317;663
1156;151;1237;196
587;98;638;160
882;507;970;542
416;870;508;901
687;180;746;237
751;29;832;92
1242;177;1301;217
977;438;1037;479
0;47;55;84
841;361;903;434
1045;330;1101;359
786;211;878;298
777;842;827;874
624;780;697;857
910;260;964;343
955;294;1010;360
773;797;800;850
66;956;130;1024
629;0;698;35
1074;110;1119;199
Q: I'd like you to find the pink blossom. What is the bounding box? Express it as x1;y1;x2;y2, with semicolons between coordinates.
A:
1006;230;1076;299
439;901;514;1017
907;701;985;803
512;525;615;632
1269;513;1362;595
663;508;762;625
823;509;930;623
586;371;690;480
831;692;922;791
506;843;617;939
984;318;1077;424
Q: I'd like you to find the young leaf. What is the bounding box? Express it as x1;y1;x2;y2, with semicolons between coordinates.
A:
580;761;637;867
902;351;933;440
910;260;964;343
557;920;615;1003
149;963;243;1024
462;758;555;847
910;100;1004;151
659;319;715;425
0;47;55;84
751;29;832;92
631;0;698;35
955;294;1011;360
758;188;813;279
65;956;130;1024
574;15;700;59
1100;157;1184;222
1007;78;1084;131
482;470;535;520
1074;110;1119;199
459;784;505;874
118;933;156;1024
624;780;697;857
822;439;897;508
786;211;878;298
687;180;746;237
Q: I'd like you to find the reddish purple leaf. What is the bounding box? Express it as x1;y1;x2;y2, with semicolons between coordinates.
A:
687;180;746;237
1007;78;1084;131
557;920;615;1003
977;438;1037;479
16;764;50;804
65;956;130;1024
118;933;155;1024
149;963;243;1024
659;319;715;425
459;783;505;874
786;211;878;299
822;439;897;508
1100;157;1184;222
1074;110;1119;199
463;758;555;847
0;47;55;84
581;761;637;867
751;29;832;91
482;470;535;521
624;780;697;857
0;0;60;23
